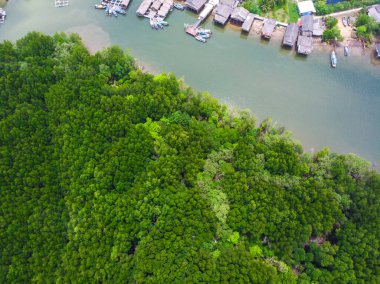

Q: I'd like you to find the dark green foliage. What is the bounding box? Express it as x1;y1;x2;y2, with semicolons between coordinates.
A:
355;13;380;42
315;0;380;16
0;32;379;283
325;17;338;29
322;17;343;42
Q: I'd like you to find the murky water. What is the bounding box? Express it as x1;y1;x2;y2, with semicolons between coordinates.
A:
1;0;379;166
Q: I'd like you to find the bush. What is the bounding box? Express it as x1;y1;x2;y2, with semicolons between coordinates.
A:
325;17;338;29
322;26;343;42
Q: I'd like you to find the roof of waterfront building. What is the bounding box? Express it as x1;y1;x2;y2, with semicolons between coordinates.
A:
367;5;380;23
151;0;162;11
313;17;324;36
136;0;153;16
186;0;208;12
214;4;234;25
219;0;237;7
301;15;313;36
242;13;255;32
297;1;316;16
297;35;313;54
231;7;250;23
283;23;299;47
262;18;277;37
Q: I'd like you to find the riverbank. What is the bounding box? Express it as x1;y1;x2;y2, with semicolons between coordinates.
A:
0;0;379;168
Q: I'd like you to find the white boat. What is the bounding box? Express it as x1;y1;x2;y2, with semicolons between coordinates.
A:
344;45;349;56
342;17;347;27
331;50;337;68
195;35;206;43
158;20;168;26
173;3;184;10
198;28;212;34
95;4;106;9
198;32;210;38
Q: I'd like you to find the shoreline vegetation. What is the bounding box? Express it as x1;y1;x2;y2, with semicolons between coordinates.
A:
236;3;380;56
0;32;379;283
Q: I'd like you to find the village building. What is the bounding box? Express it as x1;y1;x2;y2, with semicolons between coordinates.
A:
151;0;162;11
297;35;313;55
261;18;276;39
367;5;380;23
214;4;234;25
242;13;255;33
136;0;153;16
297;0;316;16
301;15;313;37
282;23;299;47
230;7;249;25
313;17;324;37
186;0;208;13
219;0;238;8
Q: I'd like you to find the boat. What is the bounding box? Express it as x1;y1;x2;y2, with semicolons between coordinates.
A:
344;45;349;56
198;33;210;39
331;50;337;68
173;3;184;10
95;4;106;9
158;20;169;26
114;6;126;14
150;18;158;29
342;17;347;27
195;35;206;43
0;8;5;24
347;16;351;26
198;30;211;37
198;28;212;34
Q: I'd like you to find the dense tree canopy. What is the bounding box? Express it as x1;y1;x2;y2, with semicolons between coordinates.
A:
0;32;379;283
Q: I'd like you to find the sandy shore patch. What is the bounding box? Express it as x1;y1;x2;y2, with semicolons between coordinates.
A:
66;24;111;54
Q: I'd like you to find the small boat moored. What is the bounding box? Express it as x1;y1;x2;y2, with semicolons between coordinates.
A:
0;8;6;24
331;50;337;68
173;3;185;10
342;16;347;27
347;16;351;26
195;35;206;43
95;4;106;9
344;45;349;56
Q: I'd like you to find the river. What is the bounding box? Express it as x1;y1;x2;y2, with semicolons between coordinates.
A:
1;0;379;167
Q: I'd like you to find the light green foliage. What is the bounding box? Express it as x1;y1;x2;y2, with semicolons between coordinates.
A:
0;32;379;283
250;245;263;258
